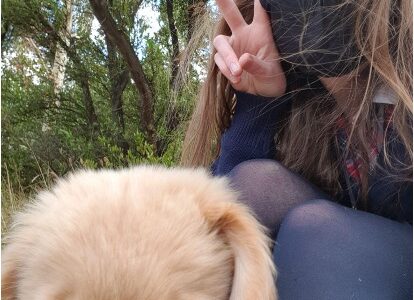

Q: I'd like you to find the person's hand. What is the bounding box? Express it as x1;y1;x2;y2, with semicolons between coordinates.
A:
213;0;286;97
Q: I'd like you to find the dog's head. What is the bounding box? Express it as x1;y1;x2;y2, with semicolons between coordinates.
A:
2;166;276;300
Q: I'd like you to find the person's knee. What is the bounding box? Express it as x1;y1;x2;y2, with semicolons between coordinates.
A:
228;160;330;237
280;199;413;237
229;159;286;182
228;160;291;230
228;159;288;208
280;199;344;232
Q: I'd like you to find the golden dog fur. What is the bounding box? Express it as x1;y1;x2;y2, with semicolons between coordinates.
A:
2;166;277;299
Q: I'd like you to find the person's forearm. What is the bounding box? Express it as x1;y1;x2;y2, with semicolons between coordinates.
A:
212;92;290;175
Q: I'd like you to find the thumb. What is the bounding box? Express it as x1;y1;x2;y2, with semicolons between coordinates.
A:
239;53;274;76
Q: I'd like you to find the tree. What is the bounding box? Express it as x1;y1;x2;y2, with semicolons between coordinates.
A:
89;0;156;148
1;0;210;194
166;0;180;86
51;0;73;96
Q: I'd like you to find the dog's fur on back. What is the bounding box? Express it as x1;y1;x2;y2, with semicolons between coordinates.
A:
2;166;277;300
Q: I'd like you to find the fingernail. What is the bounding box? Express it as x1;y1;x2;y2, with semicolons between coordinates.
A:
230;62;240;75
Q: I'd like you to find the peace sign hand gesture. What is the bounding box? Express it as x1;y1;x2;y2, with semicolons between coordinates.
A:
214;0;286;97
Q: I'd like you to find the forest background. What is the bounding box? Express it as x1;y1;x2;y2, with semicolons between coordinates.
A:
1;0;214;234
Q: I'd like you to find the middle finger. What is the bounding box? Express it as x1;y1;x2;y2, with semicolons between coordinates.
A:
215;0;247;33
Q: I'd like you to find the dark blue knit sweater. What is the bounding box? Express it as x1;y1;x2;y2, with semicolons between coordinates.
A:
211;92;413;224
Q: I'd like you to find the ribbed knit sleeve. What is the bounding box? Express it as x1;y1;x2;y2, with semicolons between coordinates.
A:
211;91;291;175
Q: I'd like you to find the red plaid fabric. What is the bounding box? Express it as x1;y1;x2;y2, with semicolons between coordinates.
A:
337;104;394;185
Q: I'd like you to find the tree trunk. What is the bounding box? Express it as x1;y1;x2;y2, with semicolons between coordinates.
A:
1;21;13;53
36;11;100;132
89;0;156;148
105;35;127;131
166;0;180;87
79;74;99;131
51;0;73;96
105;33;130;153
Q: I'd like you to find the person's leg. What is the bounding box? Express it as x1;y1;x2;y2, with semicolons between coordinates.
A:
228;159;329;238
274;199;413;300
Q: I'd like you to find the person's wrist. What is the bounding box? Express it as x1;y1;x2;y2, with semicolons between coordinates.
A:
235;91;277;102
234;87;286;98
235;87;286;99
245;76;287;98
232;91;291;130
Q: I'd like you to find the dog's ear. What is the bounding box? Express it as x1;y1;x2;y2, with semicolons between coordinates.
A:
2;245;20;300
200;181;277;300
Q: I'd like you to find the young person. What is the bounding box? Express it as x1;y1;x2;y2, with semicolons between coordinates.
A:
181;0;413;298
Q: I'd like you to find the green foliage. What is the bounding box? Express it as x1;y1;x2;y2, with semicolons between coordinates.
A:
1;0;208;204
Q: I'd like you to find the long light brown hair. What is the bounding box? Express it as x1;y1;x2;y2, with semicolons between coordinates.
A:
180;0;412;206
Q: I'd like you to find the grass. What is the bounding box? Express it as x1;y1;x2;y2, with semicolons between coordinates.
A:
1;168;27;240
1;182;27;240
1;163;52;241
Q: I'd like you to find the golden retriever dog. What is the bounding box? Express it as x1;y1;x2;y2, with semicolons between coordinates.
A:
2;166;277;300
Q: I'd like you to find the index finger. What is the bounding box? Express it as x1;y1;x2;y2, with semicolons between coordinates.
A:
253;0;269;24
215;0;246;33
